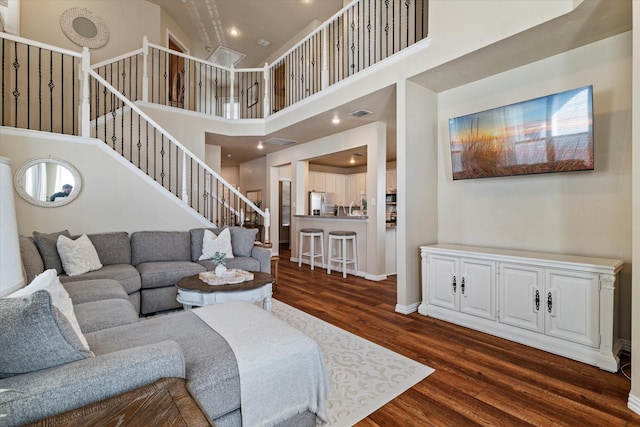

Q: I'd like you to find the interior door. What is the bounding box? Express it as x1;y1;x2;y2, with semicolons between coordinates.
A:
279;180;291;245
168;39;185;108
273;63;286;113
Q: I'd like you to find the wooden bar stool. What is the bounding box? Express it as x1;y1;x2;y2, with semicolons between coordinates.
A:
298;228;325;270
327;230;357;278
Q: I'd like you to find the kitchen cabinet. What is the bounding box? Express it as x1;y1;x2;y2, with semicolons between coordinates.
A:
427;254;495;321
334;174;346;206
386;169;397;192
325;173;336;195
385;227;396;275
419;244;623;372
346;172;366;205
309;172;325;192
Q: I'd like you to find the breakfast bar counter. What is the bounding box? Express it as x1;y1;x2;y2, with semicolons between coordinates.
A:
292;215;368;276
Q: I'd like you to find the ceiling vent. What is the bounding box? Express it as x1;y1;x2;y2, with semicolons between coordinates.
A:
208;46;245;68
348;109;373;118
264;137;298;146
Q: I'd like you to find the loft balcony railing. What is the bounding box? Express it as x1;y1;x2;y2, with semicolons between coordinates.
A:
0;32;81;134
91;0;428;118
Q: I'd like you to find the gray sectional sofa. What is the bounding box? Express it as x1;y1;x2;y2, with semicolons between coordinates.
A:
1;227;328;426
21;227;272;315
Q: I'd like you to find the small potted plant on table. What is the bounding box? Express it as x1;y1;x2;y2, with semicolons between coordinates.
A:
212;251;227;277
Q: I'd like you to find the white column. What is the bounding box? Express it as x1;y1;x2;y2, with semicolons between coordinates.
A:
0;157;25;296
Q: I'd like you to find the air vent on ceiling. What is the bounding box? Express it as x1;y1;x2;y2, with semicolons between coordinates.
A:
208;46;245;68
264;137;298;146
348;109;373;118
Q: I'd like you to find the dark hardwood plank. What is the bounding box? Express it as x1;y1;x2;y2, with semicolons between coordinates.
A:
273;245;640;426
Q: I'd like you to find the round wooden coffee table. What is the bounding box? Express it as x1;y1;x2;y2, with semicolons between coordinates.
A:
176;271;274;311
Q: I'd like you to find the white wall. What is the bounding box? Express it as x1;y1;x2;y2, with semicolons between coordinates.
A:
20;0;162;63
436;33;632;338
0;130;211;236
240;157;267;195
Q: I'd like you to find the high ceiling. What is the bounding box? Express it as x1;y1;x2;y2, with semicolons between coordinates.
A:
148;0;380;168
147;0;345;67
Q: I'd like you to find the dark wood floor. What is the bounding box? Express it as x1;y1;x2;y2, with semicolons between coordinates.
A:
273;245;640;426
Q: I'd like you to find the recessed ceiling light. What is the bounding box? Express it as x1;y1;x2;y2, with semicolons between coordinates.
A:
350;157;355;164
229;28;239;37
257;141;264;149
226;153;232;158
332;117;340;124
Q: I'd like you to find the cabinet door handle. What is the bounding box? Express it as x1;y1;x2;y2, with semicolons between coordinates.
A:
535;290;540;312
461;277;466;295
452;275;457;294
547;291;552;314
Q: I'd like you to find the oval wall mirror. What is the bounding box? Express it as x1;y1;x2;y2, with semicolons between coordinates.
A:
14;158;82;208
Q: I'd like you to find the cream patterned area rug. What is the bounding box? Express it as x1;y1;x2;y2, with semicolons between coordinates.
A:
270;300;435;427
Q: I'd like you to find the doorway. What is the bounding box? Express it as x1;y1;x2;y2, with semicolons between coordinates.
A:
168;37;186;108
279;180;291;247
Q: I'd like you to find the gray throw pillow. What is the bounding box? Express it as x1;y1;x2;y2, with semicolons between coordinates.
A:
32;230;71;274
19;236;44;283
229;227;259;257
0;290;93;378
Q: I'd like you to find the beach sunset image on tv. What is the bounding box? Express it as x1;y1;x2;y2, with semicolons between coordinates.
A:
449;85;594;180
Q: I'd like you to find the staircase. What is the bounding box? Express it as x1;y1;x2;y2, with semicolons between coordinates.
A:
0;32;271;242
0;0;429;243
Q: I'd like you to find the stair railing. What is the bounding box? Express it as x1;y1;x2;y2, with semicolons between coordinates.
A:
82;49;270;240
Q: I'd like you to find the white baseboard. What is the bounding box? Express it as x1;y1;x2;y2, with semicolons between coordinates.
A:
629;393;640;416
395;302;420;315
620;339;631;354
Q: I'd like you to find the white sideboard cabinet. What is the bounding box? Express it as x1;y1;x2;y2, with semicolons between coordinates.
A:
418;244;623;372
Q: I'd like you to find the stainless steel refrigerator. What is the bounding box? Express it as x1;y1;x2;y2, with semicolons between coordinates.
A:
309;191;335;216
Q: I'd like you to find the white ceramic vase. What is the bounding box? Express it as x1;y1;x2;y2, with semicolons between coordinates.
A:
215;264;227;277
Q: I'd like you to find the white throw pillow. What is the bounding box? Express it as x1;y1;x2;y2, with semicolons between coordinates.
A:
199;228;234;261
8;269;92;352
56;234;103;277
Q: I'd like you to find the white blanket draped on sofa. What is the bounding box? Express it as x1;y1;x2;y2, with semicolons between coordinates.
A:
193;301;329;427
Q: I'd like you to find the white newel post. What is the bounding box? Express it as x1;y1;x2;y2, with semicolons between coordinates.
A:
321;27;329;89
181;152;189;203
264;208;271;244
80;47;91;138
263;63;270;118
142;36;149;102
0;157;24;296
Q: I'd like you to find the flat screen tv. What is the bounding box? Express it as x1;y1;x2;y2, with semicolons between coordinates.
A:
448;85;594;180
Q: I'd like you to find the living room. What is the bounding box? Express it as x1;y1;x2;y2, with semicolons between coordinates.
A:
2;0;640;423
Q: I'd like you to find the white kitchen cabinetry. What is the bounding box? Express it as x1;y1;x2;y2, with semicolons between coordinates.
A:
386;169;397;191
334;174;346;206
346;172;366;204
310;172;326;192
427;254;495;321
325;173;336;195
419;244;623;372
